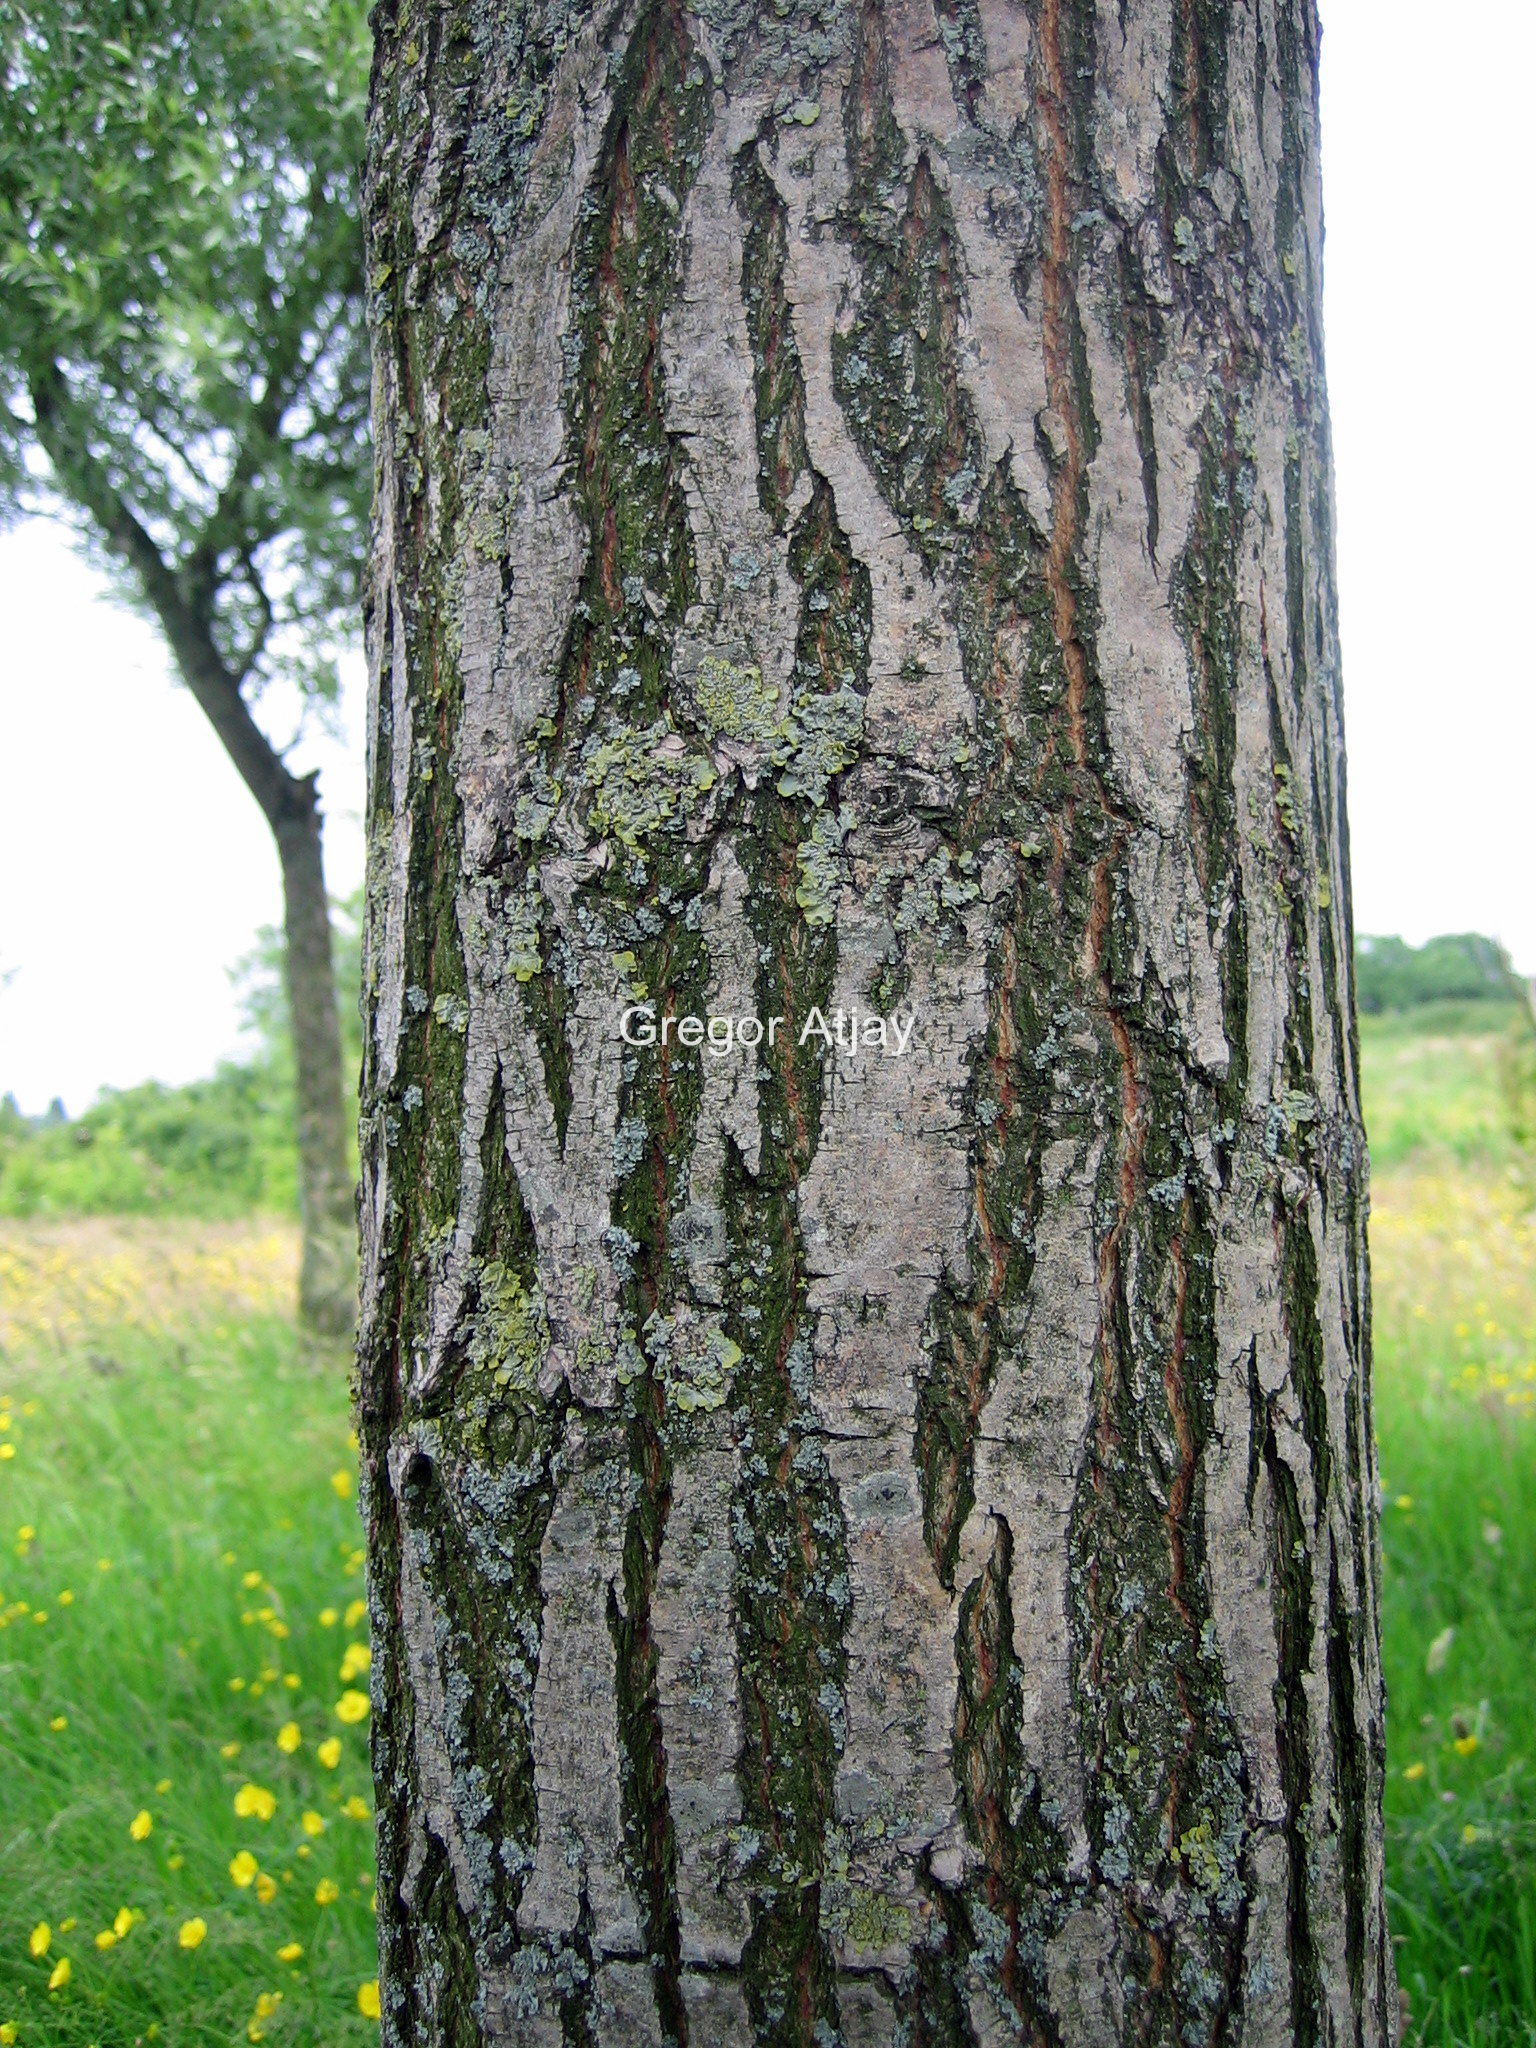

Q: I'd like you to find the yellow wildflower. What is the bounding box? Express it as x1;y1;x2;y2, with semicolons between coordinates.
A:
220;1741;242;1759
59;1920;75;1934
246;1988;283;2041
314;1879;340;1906
301;1810;326;1837
254;1874;277;1905
345;1599;368;1630
28;1923;50;1958
97;1558;111;1572
167;1855;185;1871
229;1850;260;1888
1463;1823;1482;1845
342;1795;371;1821
47;1959;69;1992
49;1716;67;1731
276;1942;303;1963
283;1673;300;1689
177;1919;207;1950
94;1930;117;1951
1455;1734;1480;1757
318;1607;338;1628
221;1550;237;1565
130;1809;153;1841
317;1737;342;1770
0;1445;15;1461
358;1981;381;2019
1403;1762;1426;1781
233;1783;277;1821
17;1525;35;1540
156;1778;172;1793
1;2021;17;2042
113;1908;134;1939
335;1690;370;1725
229;1678;246;1693
330;1469;354;1500
242;1570;262;1590
275;1722;301;1756
57;1590;73;1606
339;1643;371;1683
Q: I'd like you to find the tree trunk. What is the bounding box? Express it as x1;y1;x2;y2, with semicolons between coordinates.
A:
26;365;358;1337
359;2;1392;2042
274;789;358;1336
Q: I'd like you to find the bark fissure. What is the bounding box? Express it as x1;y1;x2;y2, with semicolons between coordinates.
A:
361;2;1393;2040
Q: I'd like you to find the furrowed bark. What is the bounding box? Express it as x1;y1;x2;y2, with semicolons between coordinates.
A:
360;1;1391;2041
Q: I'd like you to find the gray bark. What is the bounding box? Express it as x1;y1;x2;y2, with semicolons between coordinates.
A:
359;1;1391;2042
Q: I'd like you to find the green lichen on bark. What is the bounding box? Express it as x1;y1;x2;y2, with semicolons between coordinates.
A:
362;0;1387;2035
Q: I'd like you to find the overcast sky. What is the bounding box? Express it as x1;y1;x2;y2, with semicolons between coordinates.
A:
2;0;1532;1116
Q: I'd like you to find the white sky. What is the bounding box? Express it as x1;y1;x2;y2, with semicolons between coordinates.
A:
1;1;1532;1116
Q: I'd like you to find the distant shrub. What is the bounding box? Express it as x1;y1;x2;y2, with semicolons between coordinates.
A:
0;1065;297;1218
1355;933;1523;1014
1502;1010;1536;1157
0;893;363;1221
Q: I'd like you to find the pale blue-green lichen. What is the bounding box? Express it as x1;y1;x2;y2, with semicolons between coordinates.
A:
795;805;856;928
689;653;781;746
505;881;543;982
642;1307;741;1413
466;1262;550;1391
774;686;864;804
513;762;562;842
580;718;716;853
893;849;979;934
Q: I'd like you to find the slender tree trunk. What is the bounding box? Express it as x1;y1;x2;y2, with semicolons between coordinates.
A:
274;790;357;1336
359;2;1392;2043
27;367;358;1337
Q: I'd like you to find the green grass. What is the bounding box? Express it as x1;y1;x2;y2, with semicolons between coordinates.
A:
0;1305;378;2045
1364;1003;1536;2044
1359;999;1527;1170
0;1003;1533;2044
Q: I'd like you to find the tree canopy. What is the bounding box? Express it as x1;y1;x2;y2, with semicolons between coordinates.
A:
0;0;370;708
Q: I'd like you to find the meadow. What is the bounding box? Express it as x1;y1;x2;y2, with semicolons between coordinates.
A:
0;1228;378;2046
0;997;1532;2044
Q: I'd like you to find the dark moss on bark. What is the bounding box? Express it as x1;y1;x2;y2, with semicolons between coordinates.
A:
1263;1424;1324;2048
952;1516;1069;2043
736;146;809;532
837;5;983;570
362;0;1386;2034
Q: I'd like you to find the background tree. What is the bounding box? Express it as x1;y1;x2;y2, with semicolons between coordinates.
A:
360;1;1393;2041
0;0;371;1333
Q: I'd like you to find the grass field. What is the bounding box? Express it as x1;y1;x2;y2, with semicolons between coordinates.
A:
1367;1005;1536;2045
0;1228;378;2046
0;1002;1533;2044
